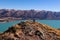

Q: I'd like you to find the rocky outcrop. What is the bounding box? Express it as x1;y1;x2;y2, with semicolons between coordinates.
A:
0;21;60;40
0;9;60;20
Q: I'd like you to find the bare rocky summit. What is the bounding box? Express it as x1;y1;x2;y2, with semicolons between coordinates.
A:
0;21;60;40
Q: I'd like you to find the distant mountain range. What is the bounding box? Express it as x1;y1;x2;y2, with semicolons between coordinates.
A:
0;9;60;20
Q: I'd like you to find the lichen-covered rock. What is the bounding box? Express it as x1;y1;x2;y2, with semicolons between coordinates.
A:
0;21;60;40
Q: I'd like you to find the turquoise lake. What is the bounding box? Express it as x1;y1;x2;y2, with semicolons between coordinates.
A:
0;20;60;32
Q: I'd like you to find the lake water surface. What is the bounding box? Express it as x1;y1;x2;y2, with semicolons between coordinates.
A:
0;20;60;32
36;20;60;28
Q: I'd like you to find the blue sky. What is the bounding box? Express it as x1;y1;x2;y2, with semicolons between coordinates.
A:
0;0;60;11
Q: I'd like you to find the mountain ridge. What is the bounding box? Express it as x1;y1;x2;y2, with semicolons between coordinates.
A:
0;9;60;20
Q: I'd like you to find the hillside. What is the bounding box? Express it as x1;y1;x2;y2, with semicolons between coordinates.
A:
0;9;60;20
0;21;60;40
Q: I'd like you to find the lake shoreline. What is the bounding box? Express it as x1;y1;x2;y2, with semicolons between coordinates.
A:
0;20;60;32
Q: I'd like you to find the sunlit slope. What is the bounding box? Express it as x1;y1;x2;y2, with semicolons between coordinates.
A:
0;21;60;40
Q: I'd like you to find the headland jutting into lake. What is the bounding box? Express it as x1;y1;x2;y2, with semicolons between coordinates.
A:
0;21;60;40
